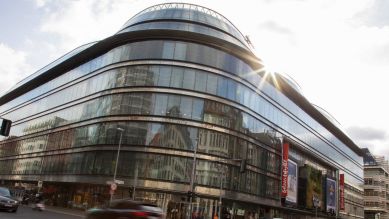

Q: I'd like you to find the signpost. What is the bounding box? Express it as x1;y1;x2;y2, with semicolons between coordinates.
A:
114;179;124;185
110;183;117;191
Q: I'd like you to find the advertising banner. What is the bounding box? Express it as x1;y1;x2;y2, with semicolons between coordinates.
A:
326;178;336;213
339;174;345;210
305;165;323;209
281;142;289;197
286;160;298;203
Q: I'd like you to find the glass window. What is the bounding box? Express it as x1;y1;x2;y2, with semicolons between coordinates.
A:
174;42;187;60
194;71;207;92
153;94;168;116
180;96;193;119
227;80;237;101
150;66;160;86
120;44;131;61
130;93;143;114
157;66;171;87
141;93;153;115
170;67;184;88
144;123;158;146
192;99;204;121
134;67;148;86
183;69;195;90
162;42;174;59
81;152;95;174
166;95;181;117
144;41;163;59
206;73;218;95
217;77;228;98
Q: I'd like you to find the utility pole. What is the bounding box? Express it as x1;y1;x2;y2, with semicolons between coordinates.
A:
132;160;138;200
110;127;124;204
187;140;198;219
218;165;225;219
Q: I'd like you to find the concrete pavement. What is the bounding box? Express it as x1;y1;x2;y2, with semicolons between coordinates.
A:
0;205;84;219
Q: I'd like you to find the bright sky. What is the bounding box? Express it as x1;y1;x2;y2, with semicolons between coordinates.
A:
1;0;389;158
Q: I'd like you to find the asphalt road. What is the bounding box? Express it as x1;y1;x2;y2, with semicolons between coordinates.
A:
0;205;83;219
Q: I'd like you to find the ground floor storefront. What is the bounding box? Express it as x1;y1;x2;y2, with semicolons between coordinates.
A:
1;180;338;219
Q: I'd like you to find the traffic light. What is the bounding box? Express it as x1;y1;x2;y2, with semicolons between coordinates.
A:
239;159;247;173
0;118;11;136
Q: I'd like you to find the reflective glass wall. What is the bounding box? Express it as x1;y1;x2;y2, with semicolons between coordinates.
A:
0;40;363;186
0;4;363;212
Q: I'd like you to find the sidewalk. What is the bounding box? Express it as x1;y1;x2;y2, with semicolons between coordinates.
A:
26;204;86;218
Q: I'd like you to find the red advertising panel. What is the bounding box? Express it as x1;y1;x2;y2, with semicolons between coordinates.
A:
281;142;289;197
339;174;345;210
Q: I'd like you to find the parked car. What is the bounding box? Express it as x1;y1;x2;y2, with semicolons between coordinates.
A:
86;199;163;219
0;187;19;213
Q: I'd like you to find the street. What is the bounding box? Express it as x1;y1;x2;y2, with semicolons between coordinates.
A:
0;205;83;219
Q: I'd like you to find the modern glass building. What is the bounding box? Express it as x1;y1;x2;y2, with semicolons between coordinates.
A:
362;148;389;219
0;3;363;219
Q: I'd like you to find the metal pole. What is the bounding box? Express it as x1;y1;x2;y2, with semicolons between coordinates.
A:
110;128;124;204
132;160;138;200
335;170;339;219
219;169;224;219
188;140;198;219
277;134;283;203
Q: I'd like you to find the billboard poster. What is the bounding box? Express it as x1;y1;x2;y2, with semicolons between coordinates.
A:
305;165;323;209
326;178;336;213
281;142;289;197
339;174;345;210
286;160;298;204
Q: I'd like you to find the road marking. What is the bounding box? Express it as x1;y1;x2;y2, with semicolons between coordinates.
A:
45;208;84;218
29;206;85;218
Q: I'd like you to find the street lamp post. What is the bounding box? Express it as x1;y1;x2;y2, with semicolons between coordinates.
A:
132;160;138;200
216;159;243;219
188;140;198;219
218;165;225;219
110;127;124;204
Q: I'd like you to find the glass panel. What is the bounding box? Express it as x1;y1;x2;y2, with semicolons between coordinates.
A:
180;96;193;119
192;99;204;121
194;71;207;92
153;94;168;116
170;67;184;88
166;95;181;117
206;73;218;95
183;69;195;90
227;80;237;101
217;77;228;98
157;66;171;87
162;41;174;59
174;42;187;60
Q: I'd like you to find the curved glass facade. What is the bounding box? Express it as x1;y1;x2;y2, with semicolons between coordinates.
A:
119;3;248;48
0;3;363;219
118;21;248;49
